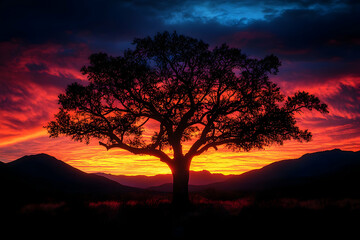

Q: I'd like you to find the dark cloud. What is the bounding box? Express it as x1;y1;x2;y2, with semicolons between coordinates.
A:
225;8;360;61
0;0;163;46
25;63;48;72
276;60;360;85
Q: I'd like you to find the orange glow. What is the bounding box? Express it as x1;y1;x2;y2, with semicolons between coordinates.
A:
0;118;359;176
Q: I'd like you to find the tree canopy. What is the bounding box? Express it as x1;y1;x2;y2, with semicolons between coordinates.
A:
47;31;328;171
47;31;329;205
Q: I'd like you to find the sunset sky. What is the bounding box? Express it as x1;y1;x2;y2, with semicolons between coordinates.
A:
0;0;359;176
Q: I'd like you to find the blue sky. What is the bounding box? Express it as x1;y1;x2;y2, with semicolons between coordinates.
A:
160;0;347;25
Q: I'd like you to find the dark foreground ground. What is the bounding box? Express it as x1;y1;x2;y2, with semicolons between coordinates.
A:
2;192;360;239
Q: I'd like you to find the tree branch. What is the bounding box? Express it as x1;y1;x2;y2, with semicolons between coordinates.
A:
193;139;235;156
98;141;173;167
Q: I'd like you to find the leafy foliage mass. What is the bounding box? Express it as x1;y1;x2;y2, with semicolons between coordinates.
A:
47;31;328;168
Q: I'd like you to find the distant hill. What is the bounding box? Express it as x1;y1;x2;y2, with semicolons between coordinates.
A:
96;170;233;188
1;153;138;203
206;149;360;197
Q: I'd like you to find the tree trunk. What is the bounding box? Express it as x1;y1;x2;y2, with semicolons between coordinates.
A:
171;160;190;209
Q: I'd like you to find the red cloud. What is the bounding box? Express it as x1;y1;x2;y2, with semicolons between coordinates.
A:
0;41;91;146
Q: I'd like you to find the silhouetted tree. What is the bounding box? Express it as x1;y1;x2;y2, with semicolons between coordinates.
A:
46;32;328;207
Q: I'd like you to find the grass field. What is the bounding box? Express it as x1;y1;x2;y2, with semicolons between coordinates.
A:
2;192;360;239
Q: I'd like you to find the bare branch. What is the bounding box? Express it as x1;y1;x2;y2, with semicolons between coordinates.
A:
99;141;173;167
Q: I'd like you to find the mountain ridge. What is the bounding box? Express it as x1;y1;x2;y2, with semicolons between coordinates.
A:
96;170;234;188
1;153;139;203
204;148;360;196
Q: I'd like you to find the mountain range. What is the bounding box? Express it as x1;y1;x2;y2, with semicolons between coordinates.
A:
1;149;360;201
97;149;360;197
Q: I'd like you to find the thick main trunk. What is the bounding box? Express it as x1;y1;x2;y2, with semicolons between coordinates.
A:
171;161;190;208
